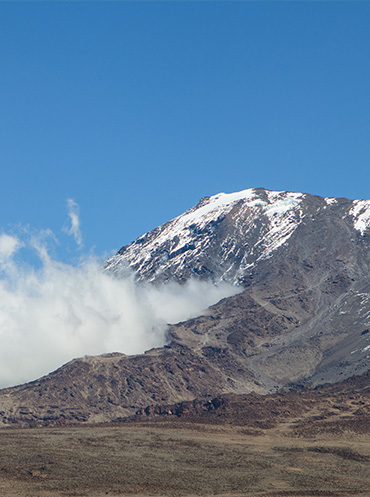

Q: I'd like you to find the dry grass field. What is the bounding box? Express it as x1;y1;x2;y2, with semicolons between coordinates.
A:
1;413;370;497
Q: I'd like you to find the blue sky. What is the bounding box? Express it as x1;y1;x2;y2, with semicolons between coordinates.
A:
1;1;370;263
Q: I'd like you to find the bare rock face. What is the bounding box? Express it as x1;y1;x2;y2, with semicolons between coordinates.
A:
3;187;370;427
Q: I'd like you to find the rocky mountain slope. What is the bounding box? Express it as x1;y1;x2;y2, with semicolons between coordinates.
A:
135;366;370;435
2;187;370;427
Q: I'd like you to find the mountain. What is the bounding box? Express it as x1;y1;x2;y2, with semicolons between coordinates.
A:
2;187;370;427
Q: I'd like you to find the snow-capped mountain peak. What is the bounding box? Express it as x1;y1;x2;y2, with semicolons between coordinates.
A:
104;188;306;284
104;187;370;285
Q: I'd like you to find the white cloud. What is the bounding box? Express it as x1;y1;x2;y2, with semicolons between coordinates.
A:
0;232;239;388
0;234;22;263
63;198;83;248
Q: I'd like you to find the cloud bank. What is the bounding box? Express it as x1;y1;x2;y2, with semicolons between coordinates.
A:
0;225;239;389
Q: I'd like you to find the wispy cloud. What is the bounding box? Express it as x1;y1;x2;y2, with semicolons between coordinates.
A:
64;198;83;248
0;233;23;263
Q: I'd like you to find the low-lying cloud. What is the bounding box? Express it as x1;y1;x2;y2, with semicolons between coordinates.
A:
0;215;239;388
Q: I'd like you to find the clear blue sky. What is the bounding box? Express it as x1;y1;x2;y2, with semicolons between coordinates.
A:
1;1;370;263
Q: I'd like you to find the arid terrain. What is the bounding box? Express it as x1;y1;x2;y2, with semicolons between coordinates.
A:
1;418;369;497
2;372;370;497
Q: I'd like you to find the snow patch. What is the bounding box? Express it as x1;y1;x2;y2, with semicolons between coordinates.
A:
350;200;370;235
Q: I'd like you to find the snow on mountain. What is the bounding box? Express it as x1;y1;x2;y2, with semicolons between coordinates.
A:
350;200;370;235
104;188;305;284
105;187;370;285
324;197;337;205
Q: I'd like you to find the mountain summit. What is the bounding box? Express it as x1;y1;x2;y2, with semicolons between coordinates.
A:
3;187;370;427
105;187;370;285
105;188;306;283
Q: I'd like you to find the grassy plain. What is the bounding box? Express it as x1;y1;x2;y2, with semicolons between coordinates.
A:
0;414;369;497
